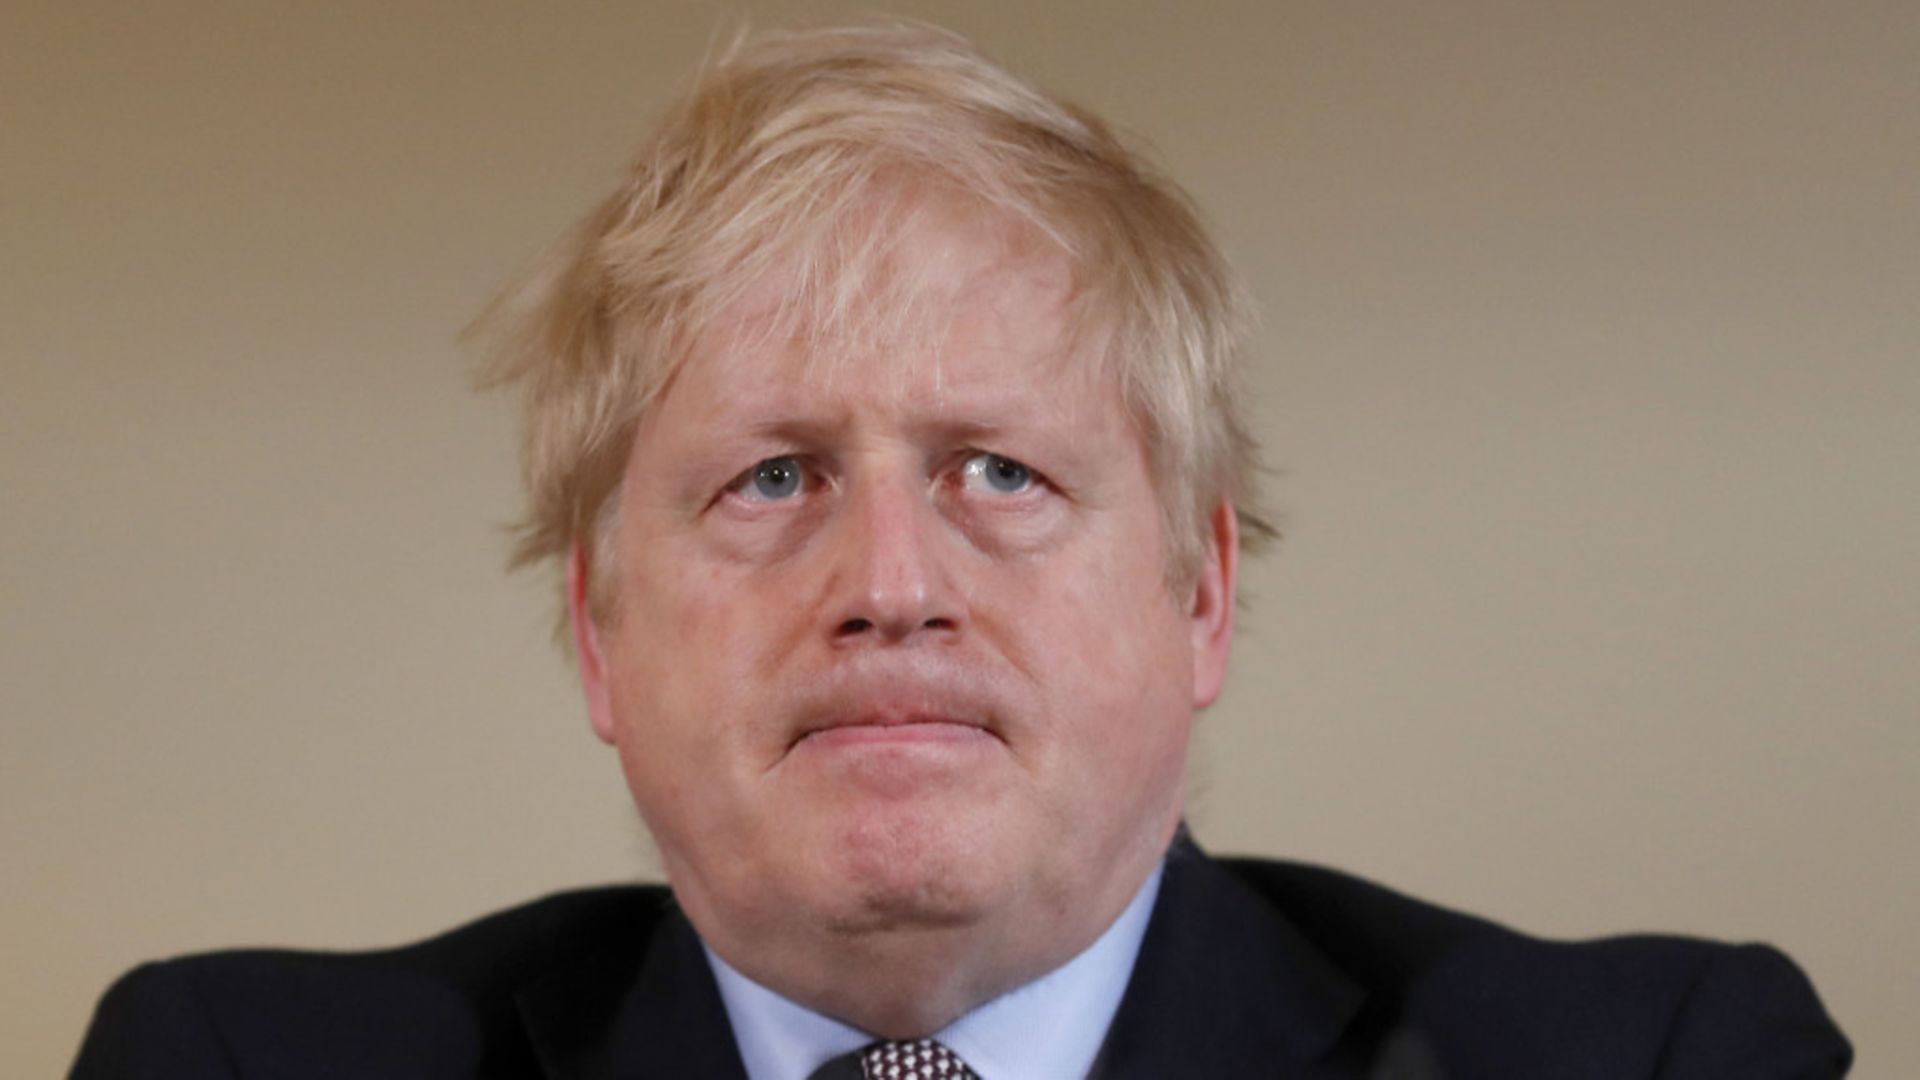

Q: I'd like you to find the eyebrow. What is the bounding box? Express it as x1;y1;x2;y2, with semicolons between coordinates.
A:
730;410;1034;450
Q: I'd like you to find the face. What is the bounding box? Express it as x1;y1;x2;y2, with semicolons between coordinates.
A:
572;194;1237;1007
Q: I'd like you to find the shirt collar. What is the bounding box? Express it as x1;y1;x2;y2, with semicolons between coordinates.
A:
705;862;1164;1080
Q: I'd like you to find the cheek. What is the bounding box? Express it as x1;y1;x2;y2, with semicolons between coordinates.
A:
1005;541;1195;743
1067;524;1189;679
1005;585;1193;852
617;535;759;666
604;558;751;760
603;566;775;852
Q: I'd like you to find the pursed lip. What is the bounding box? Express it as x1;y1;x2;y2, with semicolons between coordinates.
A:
793;711;996;748
778;658;1009;758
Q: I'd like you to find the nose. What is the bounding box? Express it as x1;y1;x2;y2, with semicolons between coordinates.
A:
824;467;963;646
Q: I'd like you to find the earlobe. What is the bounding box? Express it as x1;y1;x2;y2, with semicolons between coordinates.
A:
1189;500;1239;710
568;541;620;745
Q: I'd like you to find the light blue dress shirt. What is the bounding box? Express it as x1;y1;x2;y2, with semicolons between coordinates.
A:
705;863;1164;1080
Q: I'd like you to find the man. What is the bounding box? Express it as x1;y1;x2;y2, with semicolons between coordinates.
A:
74;22;1849;1079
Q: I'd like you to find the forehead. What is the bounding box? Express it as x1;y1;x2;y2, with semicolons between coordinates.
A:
664;189;1115;425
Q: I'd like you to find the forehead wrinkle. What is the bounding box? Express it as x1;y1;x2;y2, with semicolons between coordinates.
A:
714;182;1081;369
701;273;1080;401
671;187;1105;451
677;338;1113;466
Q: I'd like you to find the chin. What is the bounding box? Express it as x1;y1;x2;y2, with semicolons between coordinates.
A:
810;810;1015;933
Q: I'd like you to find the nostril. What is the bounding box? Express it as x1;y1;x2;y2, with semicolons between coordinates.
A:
838;618;874;636
923;617;956;631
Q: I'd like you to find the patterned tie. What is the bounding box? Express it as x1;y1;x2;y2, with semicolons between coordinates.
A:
808;1038;982;1080
861;1038;980;1079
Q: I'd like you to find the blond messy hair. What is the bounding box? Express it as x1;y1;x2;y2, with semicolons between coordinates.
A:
478;21;1274;630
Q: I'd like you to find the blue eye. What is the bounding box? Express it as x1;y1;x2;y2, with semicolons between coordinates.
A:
746;456;804;500
960;453;1033;494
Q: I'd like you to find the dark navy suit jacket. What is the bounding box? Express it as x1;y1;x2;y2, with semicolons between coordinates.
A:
72;840;1851;1077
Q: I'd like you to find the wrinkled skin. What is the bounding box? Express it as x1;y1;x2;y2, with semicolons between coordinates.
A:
572;193;1237;1036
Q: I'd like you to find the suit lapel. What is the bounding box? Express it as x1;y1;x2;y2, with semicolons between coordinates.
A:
1090;838;1368;1078
516;901;750;1080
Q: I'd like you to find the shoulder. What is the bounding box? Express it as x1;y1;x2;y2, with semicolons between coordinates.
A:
72;884;675;1080
1206;854;1853;1077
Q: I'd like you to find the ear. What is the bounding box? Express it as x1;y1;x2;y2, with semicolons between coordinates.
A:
1188;499;1239;710
568;540;619;745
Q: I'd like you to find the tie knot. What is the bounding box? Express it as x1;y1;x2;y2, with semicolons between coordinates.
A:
860;1037;980;1080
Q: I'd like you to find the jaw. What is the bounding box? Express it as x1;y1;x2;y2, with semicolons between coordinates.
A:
655;820;1034;1036
662;774;1029;939
610;655;1195;1036
654;778;1184;1039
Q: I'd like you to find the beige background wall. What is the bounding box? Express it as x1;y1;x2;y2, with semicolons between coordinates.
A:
5;1;1914;1074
